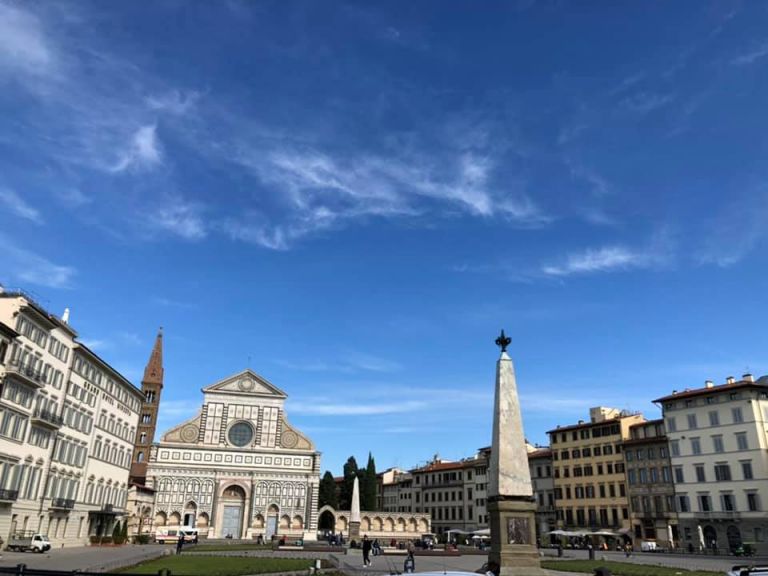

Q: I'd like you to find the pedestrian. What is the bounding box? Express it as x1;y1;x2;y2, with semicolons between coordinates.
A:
404;551;415;574
362;535;372;567
176;534;184;555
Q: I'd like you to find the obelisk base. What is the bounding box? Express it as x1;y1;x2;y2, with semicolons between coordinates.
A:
348;521;360;544
488;499;547;576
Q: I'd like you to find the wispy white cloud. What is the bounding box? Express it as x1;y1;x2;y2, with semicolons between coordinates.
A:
146;90;200;115
731;42;768;66
276;351;401;374
620;92;675;114
79;338;109;351
0;188;43;223
229;147;548;249
147;198;206;240
111;125;162;173
290;399;426;416
0;2;53;77
0;238;75;289
542;245;659;277
54;187;91;208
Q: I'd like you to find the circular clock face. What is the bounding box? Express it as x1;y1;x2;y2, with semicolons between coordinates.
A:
228;421;254;447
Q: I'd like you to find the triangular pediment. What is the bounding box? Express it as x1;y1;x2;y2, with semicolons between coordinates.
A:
201;369;287;398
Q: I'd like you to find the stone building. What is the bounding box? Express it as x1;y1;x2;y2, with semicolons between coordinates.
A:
147;368;320;540
0;290;142;546
549;407;645;536
655;376;768;554
528;448;556;542
623;418;677;547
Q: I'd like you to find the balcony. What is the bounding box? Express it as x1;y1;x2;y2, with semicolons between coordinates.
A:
50;498;75;510
5;360;46;389
0;489;19;502
31;408;63;429
694;511;740;521
102;504;113;513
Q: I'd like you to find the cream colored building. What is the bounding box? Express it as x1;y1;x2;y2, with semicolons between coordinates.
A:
549;407;645;535
147;369;320;541
655;375;768;554
0;290;142;546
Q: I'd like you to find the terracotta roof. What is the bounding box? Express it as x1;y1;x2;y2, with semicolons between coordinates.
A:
629;418;663;429
411;461;465;473
653;377;768;403
527;449;552;460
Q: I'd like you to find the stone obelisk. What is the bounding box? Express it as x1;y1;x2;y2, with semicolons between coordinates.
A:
348;476;361;543
487;330;546;576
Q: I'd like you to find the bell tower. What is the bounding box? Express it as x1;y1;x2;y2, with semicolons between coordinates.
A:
129;328;164;485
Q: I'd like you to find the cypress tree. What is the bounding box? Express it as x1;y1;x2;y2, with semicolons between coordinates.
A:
319;470;339;509
362;452;377;511
340;456;358;510
112;521;122;544
121;519;128;543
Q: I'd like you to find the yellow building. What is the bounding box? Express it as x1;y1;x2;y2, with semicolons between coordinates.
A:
548;407;645;536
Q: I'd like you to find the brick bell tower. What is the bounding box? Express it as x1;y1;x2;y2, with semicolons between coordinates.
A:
129;328;164;486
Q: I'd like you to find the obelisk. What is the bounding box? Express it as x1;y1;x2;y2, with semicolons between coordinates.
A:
487;330;546;576
348;476;361;543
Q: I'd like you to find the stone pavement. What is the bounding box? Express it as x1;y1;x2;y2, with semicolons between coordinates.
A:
0;544;169;572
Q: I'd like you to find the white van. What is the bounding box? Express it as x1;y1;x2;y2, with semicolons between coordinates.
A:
155;526;199;544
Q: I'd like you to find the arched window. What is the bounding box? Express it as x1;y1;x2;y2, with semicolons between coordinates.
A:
136;452;144;463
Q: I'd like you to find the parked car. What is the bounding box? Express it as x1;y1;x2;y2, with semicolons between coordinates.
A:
726;566;768;576
7;532;51;553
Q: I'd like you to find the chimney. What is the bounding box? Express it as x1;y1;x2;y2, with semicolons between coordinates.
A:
705;380;714;388
61;308;70;324
743;373;754;382
726;376;735;385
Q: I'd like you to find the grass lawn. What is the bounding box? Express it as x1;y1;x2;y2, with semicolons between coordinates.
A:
116;555;318;576
540;560;722;576
186;543;273;552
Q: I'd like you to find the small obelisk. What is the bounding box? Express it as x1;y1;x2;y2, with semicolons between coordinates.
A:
487;330;546;576
348;475;361;543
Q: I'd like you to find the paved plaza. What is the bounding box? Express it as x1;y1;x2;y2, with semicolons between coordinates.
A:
0;544;168;572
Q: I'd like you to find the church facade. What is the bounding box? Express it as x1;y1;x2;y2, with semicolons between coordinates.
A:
146;369;320;540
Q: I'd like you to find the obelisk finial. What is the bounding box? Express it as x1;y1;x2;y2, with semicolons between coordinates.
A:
495;329;511;353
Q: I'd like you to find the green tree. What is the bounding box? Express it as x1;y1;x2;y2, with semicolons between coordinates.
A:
339;456;358;510
319;470;339;509
362;452;377;511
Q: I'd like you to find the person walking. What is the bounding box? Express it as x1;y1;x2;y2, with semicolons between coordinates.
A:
362;535;372;567
176;534;185;555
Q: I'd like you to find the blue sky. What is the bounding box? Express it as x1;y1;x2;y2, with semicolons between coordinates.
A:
2;0;768;474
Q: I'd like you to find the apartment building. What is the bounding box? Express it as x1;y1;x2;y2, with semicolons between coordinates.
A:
380;468;413;513
0;290;143;546
549;407;645;534
529;448;556;541
655;375;768;554
623;419;676;547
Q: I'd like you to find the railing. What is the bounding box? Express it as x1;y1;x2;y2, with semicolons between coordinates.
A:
50;498;75;510
694;510;740;520
32;408;63;427
6;360;46;388
0;489;19;502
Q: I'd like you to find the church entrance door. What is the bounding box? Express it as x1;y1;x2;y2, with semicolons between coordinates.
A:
222;506;242;538
266;515;277;540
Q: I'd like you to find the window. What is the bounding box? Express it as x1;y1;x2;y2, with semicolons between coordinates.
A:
627;470;636;485
722;493;735;511
638;469;648;484
695;465;706;482
732;407;743;423
626;451;634;462
687;414;698;429
698;494;711;512
674;467;684;483
667;417;677;432
670;440;680;457
747;493;760;512
228;421;254;447
678;495;690;512
741;461;753;480
736;433;748;451
662;467;671;482
712;435;724;453
708;411;719;426
714;464;731;482
136;451;144;463
141;414;151;424
691;438;701;455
